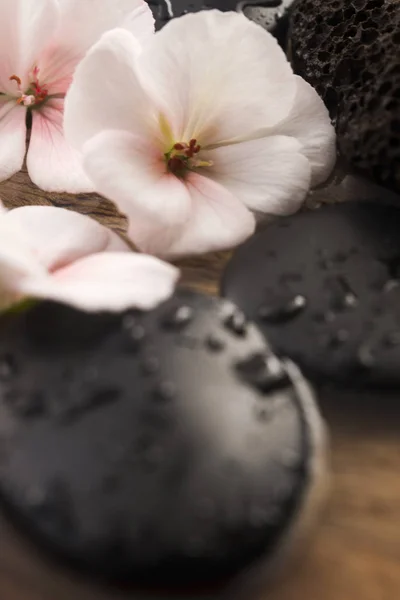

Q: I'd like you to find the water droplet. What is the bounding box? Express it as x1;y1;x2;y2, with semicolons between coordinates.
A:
153;381;176;402
141;355;160;375
258;294;307;324
205;333;225;352
26;480;75;535
254;405;273;422
0;354;16;381
357;344;375;369
329;329;349;346
383;279;399;293
384;332;400;347
162;305;194;330
58;387;121;424
329;276;358;311
236;353;289;394
224;309;247;336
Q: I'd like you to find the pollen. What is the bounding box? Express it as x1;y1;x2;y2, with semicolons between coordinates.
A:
9;67;49;107
166;138;212;175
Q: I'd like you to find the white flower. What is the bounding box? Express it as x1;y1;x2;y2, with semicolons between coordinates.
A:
64;10;336;258
0;0;154;192
0;202;179;313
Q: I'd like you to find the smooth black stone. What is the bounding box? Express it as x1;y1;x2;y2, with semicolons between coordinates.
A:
221;202;400;389
0;292;315;589
146;0;294;44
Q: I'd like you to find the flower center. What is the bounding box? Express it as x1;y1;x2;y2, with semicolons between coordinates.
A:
9;67;48;107
165;139;212;176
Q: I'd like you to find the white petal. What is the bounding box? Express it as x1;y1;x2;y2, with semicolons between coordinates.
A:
20;253;179;313
162;173;256;258
27;99;94;193
38;0;154;94
0;100;26;182
4;206;129;272
64;29;155;151
0;218;45;304
137;10;296;144
0;0;59;93
205;135;311;216
271;76;336;186
82;129;192;230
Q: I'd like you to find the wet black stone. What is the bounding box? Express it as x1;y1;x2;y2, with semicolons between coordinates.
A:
0;292;317;589
147;0;295;45
221;202;400;389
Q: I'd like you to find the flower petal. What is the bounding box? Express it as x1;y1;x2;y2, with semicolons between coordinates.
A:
27;98;94;193
38;0;154;94
4;206;129;272
137;10;296;144
0;100;27;182
0;0;59;93
162;173;256;258
271;76;336;186
0;217;45;306
82;129;192;233
64;29;155;151
20;253;179;313
205;135;311;216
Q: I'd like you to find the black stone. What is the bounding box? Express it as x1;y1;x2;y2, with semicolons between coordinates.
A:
289;0;400;194
221;202;400;389
0;292;320;589
147;0;295;45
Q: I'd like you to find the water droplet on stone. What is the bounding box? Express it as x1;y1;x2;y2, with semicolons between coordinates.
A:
258;294;307;324
357;344;375;369
329;276;358;311
329;329;349;346
205;333;225;352
0;354;16;381
58;387;121;424
236;353;289;394
224;309;247;336
383;279;399;293
254;405;273;422
162;305;194;330
141;355;160;375
153;381;176;402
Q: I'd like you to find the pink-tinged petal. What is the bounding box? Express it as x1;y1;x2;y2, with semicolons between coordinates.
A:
4;206;129;272
20;253;179;313
0;219;45;306
0;99;27;182
205;135;311;216
38;0;154;94
27;98;94;193
271;76;337;186
0;0;59;93
138;10;296;144
161;174;256;258
82;129;191;234
64;29;156;151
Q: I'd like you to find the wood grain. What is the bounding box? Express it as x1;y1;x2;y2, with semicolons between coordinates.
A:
1;167;399;600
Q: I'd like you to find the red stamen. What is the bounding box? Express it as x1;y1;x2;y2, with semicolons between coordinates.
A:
173;142;185;151
193;145;201;154
168;156;186;172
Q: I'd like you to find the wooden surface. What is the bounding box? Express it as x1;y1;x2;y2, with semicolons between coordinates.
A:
1;165;399;600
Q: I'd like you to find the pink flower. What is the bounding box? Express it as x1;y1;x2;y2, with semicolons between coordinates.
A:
64;10;336;258
0;202;179;312
0;0;154;192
